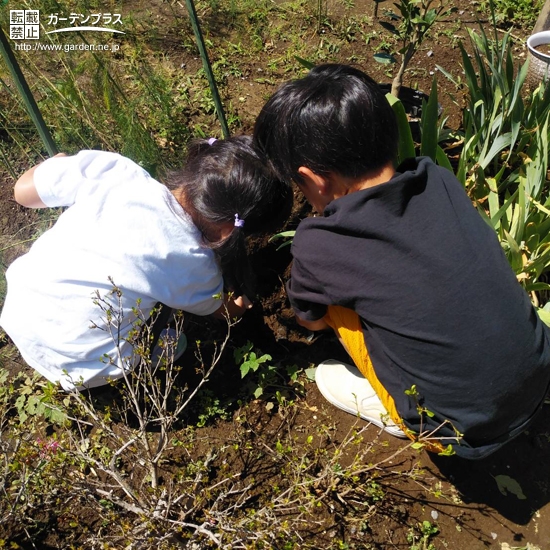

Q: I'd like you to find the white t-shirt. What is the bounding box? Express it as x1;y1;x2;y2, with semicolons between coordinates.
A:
0;150;224;390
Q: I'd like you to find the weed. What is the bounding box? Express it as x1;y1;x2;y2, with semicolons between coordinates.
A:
234;340;304;402
0;0;201;174
194;388;231;427
476;0;544;28
407;520;439;550
269;229;296;250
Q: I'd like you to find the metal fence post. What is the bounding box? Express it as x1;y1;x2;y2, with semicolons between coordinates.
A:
183;0;230;139
0;25;58;156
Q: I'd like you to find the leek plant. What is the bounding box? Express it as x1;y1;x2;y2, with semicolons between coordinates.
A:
440;27;550;303
387;77;453;170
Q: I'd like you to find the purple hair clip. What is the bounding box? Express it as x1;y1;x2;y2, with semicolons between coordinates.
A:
234;214;245;228
207;137;217;146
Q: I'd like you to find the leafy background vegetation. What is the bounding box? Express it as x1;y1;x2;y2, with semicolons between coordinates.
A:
1;0;550;548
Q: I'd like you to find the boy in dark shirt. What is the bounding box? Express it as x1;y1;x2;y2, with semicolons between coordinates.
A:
253;63;550;459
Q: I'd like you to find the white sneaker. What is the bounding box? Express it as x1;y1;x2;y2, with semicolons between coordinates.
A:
151;329;187;364
315;359;407;438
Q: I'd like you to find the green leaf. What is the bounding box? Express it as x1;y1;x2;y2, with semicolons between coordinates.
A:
269;230;296;251
379;21;399;35
435;145;453;172
275;241;292;251
294;56;315;70
536;307;550;327
269;230;296;241
488;188;519;232
234;341;253;364
305;367;317;381
435;64;458;86
437;444;456;456
374;52;396;64
509;179;526;245
240;363;251;378
420;78;439;160
386;93;415;163
503;230;523;274
479;133;511;171
15;395;26;410
44;406;67;425
494;475;526;499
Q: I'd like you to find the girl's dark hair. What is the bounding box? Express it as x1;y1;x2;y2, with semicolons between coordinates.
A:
166;135;292;298
253;63;398;184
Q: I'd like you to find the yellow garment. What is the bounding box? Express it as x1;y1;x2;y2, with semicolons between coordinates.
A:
323;305;444;453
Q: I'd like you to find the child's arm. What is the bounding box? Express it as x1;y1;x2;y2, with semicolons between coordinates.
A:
14;153;67;208
14;164;47;208
295;315;330;332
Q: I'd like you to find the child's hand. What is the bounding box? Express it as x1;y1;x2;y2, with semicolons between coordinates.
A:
212;293;253;320
233;294;253;310
225;293;253;318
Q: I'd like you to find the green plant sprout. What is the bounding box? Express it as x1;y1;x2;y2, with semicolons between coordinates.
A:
234;341;304;402
269;229;296;250
404;384;460;456
407;520;439;550
235;340;272;380
234;340;279;399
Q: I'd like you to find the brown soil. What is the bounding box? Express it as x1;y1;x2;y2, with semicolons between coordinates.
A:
534;43;550;56
1;0;549;548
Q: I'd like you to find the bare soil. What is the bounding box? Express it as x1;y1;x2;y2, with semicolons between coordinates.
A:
1;0;549;548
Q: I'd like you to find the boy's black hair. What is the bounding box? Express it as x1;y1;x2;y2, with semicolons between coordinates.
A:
253;63;399;184
166;135;292;298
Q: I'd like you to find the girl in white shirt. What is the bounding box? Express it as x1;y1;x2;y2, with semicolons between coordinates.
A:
0;136;291;390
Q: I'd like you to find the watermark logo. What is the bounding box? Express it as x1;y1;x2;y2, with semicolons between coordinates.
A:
9;9;125;40
10;10;39;40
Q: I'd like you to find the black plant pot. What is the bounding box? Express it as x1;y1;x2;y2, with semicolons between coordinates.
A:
378;84;428;118
378;84;443;144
